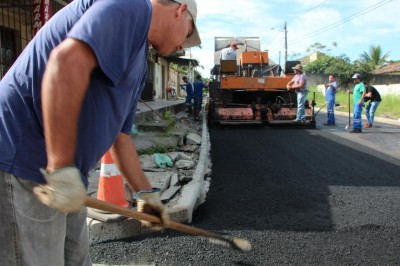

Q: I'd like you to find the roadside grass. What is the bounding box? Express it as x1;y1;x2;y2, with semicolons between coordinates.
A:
308;86;400;119
138;144;177;156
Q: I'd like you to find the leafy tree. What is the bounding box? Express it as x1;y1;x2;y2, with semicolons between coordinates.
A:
359;45;390;69
170;63;187;74
304;55;331;74
306;42;327;53
304;54;358;88
305;54;352;74
351;59;374;84
306;42;338;54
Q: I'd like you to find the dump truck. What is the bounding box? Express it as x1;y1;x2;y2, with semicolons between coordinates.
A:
208;37;316;128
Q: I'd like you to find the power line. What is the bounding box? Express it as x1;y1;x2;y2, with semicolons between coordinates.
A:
265;1;329;51
286;0;329;24
264;24;285;47
299;0;329;14
288;0;394;44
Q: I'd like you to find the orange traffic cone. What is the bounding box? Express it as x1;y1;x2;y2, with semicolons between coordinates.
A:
97;150;129;208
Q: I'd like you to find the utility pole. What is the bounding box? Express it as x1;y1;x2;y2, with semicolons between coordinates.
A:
284;21;288;73
279;51;281;67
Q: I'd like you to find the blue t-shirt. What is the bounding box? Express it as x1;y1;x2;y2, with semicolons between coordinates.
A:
193;80;205;98
185;81;193;96
325;81;338;101
0;0;151;186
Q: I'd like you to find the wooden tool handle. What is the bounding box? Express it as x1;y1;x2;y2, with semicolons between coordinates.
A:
85;197;251;251
85;197;219;239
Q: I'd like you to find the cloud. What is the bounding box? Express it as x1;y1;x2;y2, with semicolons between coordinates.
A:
189;0;400;77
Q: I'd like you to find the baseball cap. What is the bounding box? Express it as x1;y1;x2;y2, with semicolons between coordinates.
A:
174;0;201;48
231;42;238;49
352;73;361;79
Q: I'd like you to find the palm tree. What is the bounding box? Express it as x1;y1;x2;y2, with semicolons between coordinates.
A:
360;45;390;69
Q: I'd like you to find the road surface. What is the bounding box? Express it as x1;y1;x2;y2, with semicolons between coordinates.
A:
90;115;400;265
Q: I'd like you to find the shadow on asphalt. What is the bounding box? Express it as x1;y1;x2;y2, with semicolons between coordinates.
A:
192;126;400;233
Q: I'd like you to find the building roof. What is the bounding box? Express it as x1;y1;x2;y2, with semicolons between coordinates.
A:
163;57;199;67
372;62;400;75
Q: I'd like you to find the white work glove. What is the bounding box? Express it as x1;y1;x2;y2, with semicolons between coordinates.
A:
136;188;170;226
33;166;86;213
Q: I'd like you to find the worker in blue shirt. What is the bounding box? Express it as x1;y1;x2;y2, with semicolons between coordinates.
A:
324;74;339;126
192;74;209;121
181;76;193;113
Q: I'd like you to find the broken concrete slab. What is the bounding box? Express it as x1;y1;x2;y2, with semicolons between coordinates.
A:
88;217;141;244
145;171;174;192
134;132;180;154
179;145;199;152
138;119;174;133
139;155;158;169
160;185;181;203
175;159;195;170
177;152;192;161
186;132;202;145
167;128;187;146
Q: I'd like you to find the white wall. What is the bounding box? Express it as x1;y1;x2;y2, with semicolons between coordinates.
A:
316;84;400;96
154;63;162;100
153;59;169;100
374;84;400;96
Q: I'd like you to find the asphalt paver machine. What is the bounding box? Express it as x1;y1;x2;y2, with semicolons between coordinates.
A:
208;37;316;128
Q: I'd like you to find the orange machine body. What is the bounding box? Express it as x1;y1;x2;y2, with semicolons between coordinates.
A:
209;37;315;127
220;76;293;91
240;51;268;65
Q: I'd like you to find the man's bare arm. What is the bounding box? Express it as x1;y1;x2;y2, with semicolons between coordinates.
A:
110;133;152;192
42;38;97;172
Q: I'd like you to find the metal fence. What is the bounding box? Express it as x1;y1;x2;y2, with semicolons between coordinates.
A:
0;0;68;78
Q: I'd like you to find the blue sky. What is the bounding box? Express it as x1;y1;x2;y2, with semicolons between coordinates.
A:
187;0;400;77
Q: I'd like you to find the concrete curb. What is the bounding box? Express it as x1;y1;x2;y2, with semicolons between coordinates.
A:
169;111;211;223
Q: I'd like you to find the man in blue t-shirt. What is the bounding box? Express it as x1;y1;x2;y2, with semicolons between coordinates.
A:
192;74;209;121
324;74;339;126
0;0;201;264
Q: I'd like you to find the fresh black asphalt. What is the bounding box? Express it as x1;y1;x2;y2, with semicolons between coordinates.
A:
90;126;400;265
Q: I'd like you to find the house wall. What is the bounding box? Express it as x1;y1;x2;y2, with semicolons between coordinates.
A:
153;58;170;100
308;73;400;96
153;62;162;100
373;84;400;96
168;68;181;96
